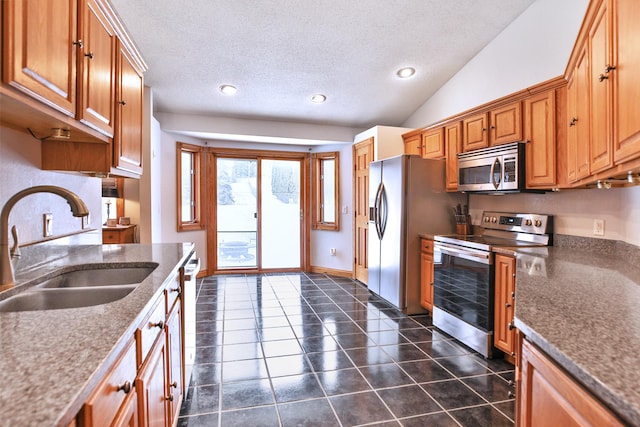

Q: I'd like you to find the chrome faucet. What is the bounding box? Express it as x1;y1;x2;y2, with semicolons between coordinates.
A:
1;186;89;290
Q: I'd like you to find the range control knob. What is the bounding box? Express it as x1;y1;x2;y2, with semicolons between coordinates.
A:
491;217;498;223
484;216;490;223
534;219;543;227
524;219;532;226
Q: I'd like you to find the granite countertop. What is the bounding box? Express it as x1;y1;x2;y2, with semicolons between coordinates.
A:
0;243;194;427
512;243;640;426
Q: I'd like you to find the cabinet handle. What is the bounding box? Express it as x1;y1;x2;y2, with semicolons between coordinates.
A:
73;40;83;48
505;303;512;308
118;100;127;106
150;320;164;329
84;52;94;59
165;394;174;402
116;381;132;394
569;117;578;127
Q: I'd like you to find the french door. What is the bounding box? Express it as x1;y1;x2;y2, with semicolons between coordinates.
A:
210;151;308;272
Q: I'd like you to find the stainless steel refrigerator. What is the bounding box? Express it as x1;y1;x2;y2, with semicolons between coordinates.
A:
368;154;464;314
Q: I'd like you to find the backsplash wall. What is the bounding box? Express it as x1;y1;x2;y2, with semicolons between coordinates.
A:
0;126;102;246
469;186;640;247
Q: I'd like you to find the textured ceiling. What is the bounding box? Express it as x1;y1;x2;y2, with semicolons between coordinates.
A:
110;0;536;130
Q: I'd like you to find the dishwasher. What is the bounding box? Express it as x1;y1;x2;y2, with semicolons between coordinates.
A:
181;252;200;391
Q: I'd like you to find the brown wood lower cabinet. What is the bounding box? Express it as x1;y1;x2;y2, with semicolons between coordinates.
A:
103;225;136;244
420;238;434;311
77;269;186;427
518;338;624;427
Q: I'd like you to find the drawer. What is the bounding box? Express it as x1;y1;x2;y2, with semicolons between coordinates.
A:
421;238;434;254
102;231;121;243
164;273;181;314
135;297;166;367
79;340;136;427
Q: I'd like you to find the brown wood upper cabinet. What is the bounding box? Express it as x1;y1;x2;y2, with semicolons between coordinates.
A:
444;122;462;191
402;130;422;156
565;0;640;185
462;101;522;151
421;127;445;158
1;0;146;178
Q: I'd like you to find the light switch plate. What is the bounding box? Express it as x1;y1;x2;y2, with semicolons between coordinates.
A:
43;213;53;237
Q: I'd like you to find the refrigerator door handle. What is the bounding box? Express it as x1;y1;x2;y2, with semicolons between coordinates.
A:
379;184;388;239
374;182;384;240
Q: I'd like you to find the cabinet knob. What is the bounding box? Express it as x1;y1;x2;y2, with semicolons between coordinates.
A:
604;64;616;73
150;320;164;329
482;127;487;132
490;125;495;130
73;40;83;48
118;100;127;106
508;390;516;399
505;303;512;308
569;117;578;127
508;322;515;331
598;73;609;82
165;394;174;402
84;52;94;59
170;381;178;389
430;282;434;286
116;381;132;394
171;287;181;295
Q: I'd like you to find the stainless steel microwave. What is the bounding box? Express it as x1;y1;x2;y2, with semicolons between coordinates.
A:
457;142;526;192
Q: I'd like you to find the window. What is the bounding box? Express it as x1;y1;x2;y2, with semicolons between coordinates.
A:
312;151;340;230
177;142;204;231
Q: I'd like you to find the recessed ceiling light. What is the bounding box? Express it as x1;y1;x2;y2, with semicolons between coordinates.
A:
310;94;326;103
396;67;416;78
219;84;237;95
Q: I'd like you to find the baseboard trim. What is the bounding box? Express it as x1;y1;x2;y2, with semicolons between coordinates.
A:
309;266;353;278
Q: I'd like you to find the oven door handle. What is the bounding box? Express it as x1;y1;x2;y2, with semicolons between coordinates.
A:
435;242;492;265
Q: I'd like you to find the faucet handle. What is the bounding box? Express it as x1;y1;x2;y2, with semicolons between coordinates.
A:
10;226;20;259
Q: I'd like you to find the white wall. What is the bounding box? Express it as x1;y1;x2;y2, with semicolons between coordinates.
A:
0;126;102;245
353;125;412;161
403;0;590;128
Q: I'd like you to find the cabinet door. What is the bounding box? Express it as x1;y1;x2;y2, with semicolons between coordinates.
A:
462;113;489;151
421;128;445;159
114;43;144;175
490;102;522;146
494;255;515;356
445;122;462;191
136;336;169;427
403;133;422;156
78;0;116;136
419;239;434;311
519;339;624;427
588;0;613;174
165;306;183;424
612;0;640;164
569;44;591;182
112;390;139;427
3;0;77;116
524;91;556;188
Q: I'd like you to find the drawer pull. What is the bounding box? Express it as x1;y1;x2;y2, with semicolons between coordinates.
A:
116;381;132;394
150;320;164;329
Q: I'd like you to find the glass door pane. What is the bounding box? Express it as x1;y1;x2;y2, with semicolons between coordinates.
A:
260;159;301;269
216;158;258;269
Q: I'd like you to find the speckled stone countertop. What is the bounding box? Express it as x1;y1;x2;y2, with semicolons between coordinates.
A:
512;240;640;426
0;243;194;427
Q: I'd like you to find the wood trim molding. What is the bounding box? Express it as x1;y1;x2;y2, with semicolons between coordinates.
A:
309;266;353;278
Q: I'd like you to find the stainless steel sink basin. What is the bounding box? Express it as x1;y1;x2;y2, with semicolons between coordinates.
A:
0;286;136;312
36;264;157;289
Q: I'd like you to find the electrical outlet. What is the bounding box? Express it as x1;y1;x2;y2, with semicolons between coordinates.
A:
43;213;53;237
593;219;605;236
330;248;336;256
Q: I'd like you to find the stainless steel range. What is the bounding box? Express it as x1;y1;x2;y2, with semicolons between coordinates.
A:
432;211;553;358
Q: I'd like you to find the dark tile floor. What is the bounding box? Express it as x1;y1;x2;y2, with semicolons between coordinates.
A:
177;273;515;427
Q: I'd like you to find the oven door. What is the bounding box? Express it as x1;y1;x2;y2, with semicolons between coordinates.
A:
432;242;495;357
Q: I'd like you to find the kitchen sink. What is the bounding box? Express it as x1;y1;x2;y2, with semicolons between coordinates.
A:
0;263;158;312
0;286;136;312
35;263;158;289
